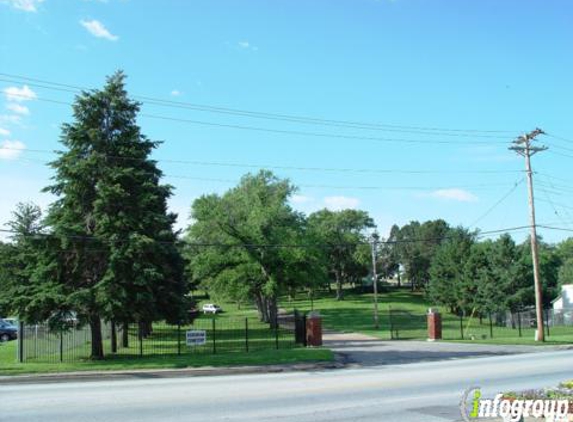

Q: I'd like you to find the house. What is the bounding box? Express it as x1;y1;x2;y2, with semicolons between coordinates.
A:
552;284;573;311
552;284;573;326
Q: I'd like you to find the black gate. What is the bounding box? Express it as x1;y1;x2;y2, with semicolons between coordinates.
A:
294;310;307;346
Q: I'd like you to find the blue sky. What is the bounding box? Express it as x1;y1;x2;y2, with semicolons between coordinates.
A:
0;0;572;242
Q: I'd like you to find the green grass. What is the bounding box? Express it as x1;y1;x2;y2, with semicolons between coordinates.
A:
279;287;573;346
283;288;429;339
1;301;334;375
0;339;333;376
16;316;297;364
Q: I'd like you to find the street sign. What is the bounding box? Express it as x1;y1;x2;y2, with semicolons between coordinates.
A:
186;330;207;346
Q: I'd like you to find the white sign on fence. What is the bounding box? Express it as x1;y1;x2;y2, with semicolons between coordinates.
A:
186;330;207;346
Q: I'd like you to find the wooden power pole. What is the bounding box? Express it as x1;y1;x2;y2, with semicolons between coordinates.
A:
370;233;380;329
509;128;547;342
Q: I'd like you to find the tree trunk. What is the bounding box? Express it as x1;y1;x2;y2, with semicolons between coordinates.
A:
335;270;344;300
255;293;271;323
89;315;104;360
140;321;152;338
122;322;129;348
397;271;401;288
111;321;117;353
268;297;278;329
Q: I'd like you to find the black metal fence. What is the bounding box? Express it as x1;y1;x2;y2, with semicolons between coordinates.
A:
17;315;301;363
389;307;573;341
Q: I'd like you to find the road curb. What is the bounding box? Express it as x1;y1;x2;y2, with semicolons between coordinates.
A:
0;361;346;385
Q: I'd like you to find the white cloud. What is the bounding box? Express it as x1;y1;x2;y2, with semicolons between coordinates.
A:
323;196;360;211
0;140;25;160
4;85;37;102
428;188;478;202
6;103;29;115
238;40;258;51
291;195;313;204
170;90;181;97
80;19;119;41
0;0;44;12
0;114;22;125
0;127;10;136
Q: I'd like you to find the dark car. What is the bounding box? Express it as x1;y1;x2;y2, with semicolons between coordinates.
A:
0;320;18;342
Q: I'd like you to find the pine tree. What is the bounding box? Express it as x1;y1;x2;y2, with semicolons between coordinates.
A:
41;71;185;359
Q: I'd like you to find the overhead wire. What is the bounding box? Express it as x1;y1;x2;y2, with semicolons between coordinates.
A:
0;154;517;192
0;145;522;175
0;224;543;250
0;72;516;136
0;91;510;146
468;178;524;228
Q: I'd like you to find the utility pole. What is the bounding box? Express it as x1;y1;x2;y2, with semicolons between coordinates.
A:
509;128;547;342
370;232;380;329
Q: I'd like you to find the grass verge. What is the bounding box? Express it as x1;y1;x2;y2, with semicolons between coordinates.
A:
0;341;334;376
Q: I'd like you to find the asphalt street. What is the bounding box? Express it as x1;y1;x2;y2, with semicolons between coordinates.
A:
3;349;572;422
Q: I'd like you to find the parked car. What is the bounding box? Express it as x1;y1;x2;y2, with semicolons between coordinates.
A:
202;304;222;314
3;317;18;327
0;320;18;342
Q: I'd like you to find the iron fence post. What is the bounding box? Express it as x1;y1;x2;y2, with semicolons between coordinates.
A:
517;311;522;337
489;313;493;338
460;312;464;340
60;331;63;362
545;309;550;337
389;307;394;340
18;321;24;363
245;318;249;352
275;314;279;350
138;323;143;357
212;318;216;354
302;314;307;347
177;322;181;356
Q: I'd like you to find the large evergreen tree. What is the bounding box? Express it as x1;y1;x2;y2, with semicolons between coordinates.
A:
34;71;186;358
0;203;46;319
427;227;475;313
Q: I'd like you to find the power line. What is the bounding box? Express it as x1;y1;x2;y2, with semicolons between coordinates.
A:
535;175;573;229
0;72;515;136
469;178;524;228
546;133;573;145
1;91;509;146
0;224;542;249
0;154;517;191
537;225;573;233
0;145;522;175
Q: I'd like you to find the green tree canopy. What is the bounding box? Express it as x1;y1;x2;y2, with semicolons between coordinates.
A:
22;72;186;359
307;209;374;300
186;170;323;323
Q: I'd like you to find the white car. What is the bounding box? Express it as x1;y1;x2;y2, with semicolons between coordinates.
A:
202;304;222;314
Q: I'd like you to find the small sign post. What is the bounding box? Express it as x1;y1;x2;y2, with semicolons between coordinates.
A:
186;330;207;346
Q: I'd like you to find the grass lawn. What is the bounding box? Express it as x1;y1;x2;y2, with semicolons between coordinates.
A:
282;288;429;339
0;339;334;376
277;287;573;346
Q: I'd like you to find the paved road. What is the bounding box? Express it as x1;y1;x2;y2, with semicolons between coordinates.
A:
324;334;568;366
3;349;572;422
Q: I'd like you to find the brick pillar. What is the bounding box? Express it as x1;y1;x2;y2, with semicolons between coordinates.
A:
306;312;322;347
427;308;442;341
